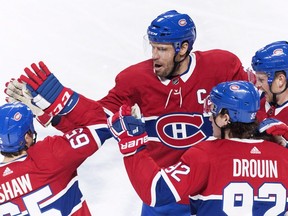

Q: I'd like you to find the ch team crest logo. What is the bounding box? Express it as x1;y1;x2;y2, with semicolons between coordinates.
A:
13;112;22;121
155;113;210;149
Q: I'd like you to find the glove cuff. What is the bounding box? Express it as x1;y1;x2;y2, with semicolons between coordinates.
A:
59;91;79;115
43;88;78;116
36;113;53;127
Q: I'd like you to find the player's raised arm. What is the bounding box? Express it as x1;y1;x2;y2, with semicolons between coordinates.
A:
4;62;112;137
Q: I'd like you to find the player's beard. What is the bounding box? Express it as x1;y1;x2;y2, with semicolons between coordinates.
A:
165;54;189;79
165;57;181;79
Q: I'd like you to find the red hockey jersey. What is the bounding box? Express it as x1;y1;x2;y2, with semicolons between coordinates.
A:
124;138;288;215
257;97;288;124
99;50;248;168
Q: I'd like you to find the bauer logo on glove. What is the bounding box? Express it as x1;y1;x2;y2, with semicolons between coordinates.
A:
120;134;148;151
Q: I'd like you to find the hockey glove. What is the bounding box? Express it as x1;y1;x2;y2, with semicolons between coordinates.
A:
107;104;148;157
259;118;288;147
4;79;53;127
19;61;79;116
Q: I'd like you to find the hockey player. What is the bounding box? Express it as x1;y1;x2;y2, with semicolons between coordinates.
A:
0;101;107;215
108;80;288;215
252;41;288;124
96;10;249;215
6;10;249;216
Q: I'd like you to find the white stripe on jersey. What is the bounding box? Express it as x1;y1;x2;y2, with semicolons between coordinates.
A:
189;194;222;201
87;123;108;148
150;171;162;206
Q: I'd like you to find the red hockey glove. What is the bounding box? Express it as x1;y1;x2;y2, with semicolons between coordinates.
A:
19;61;79;116
259;118;288;147
4;78;53;127
107;104;148;157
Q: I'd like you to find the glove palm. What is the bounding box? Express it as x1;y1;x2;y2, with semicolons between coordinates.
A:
5;79;53;127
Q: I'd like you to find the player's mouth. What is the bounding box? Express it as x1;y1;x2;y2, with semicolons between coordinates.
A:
154;63;163;72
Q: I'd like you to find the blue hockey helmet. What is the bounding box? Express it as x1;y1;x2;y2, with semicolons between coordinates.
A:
251;41;288;85
0;102;35;153
147;10;196;53
209;81;260;123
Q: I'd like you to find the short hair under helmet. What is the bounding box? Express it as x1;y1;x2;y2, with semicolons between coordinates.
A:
147;10;196;53
210;81;260;123
251;41;288;85
0;102;35;153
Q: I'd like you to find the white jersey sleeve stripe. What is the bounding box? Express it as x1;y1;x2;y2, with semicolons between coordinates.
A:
87;124;108;148
150;171;161;206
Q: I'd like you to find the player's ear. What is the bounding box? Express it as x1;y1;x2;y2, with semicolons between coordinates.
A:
179;42;189;56
24;132;33;147
222;113;231;126
277;73;286;88
215;113;230;128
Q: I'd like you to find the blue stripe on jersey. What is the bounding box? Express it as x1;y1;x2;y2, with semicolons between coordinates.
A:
145;119;157;138
141;202;191;216
154;176;177;206
41;178;84;215
97;127;113;144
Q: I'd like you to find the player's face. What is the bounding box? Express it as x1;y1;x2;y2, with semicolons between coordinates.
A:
255;72;273;103
209;114;222;138
150;42;176;78
208;104;229;138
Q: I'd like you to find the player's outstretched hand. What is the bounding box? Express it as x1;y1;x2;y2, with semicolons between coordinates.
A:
19;61;79;116
107;104;148;157
4;78;53;127
259;118;288;147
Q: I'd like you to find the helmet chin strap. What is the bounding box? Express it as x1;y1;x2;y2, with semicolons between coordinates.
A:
32;131;38;144
213;115;228;139
270;82;288;105
166;52;189;79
